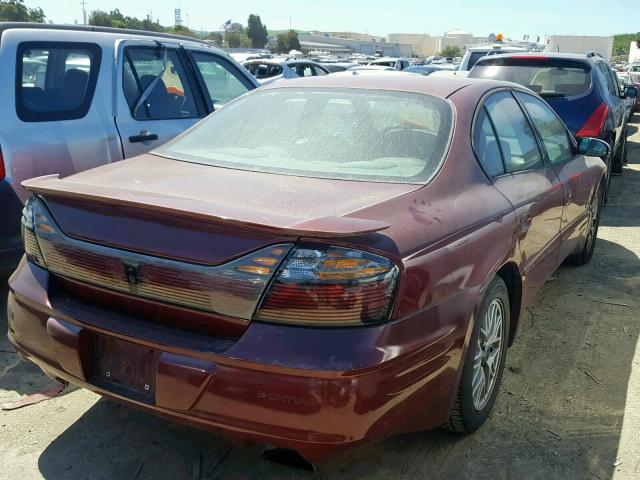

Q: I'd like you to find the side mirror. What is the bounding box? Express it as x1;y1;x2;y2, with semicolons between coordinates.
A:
624;85;639;98
578;137;610;158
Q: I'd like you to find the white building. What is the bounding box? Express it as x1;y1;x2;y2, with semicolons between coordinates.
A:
543;35;614;61
387;30;487;57
629;41;640;63
297;34;413;57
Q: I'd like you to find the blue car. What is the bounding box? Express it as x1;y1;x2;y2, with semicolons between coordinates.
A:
469;52;639;192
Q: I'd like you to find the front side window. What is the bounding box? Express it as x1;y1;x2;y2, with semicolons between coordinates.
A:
191;52;250;110
516;92;574;165
155;88;454;183
17;42;101;122
596;62;618;96
294;64;314;77
484;91;543;173
123;47;198;120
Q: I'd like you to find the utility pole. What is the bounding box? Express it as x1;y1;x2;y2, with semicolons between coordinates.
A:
81;0;87;25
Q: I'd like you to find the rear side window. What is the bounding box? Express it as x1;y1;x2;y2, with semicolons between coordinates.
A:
473;107;505;176
471;59;591;97
123;47;198;120
17;42;101;122
516;92;574;164
484;92;543;173
190;52;250;110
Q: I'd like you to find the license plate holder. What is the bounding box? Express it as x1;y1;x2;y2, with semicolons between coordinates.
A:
90;335;158;403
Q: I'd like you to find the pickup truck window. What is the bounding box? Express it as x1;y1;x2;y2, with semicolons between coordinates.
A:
123;47;198;120
190;52;250;110
17;42;101;122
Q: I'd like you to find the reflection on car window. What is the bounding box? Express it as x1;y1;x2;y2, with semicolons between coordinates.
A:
473;107;505;177
191;52;249;110
123;47;198;120
17;42;100;122
516;92;573;165
484;91;543;173
155;88;454;183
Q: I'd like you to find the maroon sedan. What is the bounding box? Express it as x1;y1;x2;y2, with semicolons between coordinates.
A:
8;75;608;462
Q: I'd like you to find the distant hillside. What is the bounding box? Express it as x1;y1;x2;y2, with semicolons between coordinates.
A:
613;33;640;56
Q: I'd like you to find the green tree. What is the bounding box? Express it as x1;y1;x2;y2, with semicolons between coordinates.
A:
225;31;243;48
0;0;46;22
276;30;300;53
207;32;223;46
439;46;462;58
166;25;195;37
246;14;268;48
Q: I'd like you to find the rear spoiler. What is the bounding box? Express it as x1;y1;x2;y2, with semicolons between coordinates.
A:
23;175;389;238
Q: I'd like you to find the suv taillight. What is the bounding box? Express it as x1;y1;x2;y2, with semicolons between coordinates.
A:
0;146;5;180
255;245;399;326
576;103;609;138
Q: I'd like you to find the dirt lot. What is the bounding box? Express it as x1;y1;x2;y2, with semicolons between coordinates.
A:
1;120;639;480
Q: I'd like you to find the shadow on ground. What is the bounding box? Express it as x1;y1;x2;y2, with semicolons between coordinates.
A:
33;235;640;479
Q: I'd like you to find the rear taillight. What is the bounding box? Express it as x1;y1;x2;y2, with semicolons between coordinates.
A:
576;103;609;138
0;147;5;180
21;197;47;267
255;245;399;326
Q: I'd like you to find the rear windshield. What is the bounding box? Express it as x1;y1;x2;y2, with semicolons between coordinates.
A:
471;59;591;97
155;88;454;183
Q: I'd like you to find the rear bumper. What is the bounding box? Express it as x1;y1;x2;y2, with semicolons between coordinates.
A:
7;260;472;461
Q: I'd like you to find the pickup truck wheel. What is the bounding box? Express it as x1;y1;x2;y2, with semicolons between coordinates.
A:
448;276;509;434
566;183;603;266
612;131;626;174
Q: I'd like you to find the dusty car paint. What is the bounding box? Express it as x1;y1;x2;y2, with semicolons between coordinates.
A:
7;75;606;462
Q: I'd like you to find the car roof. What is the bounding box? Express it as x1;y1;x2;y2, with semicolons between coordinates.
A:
0;22;213;47
259;73;514;99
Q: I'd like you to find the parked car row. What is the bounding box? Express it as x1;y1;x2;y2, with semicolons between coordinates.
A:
1;22;623;467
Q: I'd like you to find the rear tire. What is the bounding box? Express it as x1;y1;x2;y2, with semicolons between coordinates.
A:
448;277;510;434
612;130;626;174
566;183;603;266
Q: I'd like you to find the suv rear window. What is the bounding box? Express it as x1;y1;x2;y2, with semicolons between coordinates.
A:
470;58;591;97
17;42;101;122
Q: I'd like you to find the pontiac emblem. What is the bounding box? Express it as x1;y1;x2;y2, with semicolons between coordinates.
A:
123;263;139;285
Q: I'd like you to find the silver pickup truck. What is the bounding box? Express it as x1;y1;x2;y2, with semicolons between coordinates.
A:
0;23;259;276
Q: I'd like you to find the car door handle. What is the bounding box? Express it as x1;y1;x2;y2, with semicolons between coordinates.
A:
129;132;159;143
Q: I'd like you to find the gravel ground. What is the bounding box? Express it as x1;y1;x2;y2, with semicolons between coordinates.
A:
1;119;639;480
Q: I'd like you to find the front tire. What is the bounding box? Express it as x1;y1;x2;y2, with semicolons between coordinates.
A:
448;277;510;433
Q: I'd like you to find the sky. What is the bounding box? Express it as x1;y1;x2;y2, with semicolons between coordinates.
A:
30;0;639;38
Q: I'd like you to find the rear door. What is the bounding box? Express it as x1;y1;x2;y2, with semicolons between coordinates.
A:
1;29;120;203
474;90;564;304
115;40;203;158
515;91;593;261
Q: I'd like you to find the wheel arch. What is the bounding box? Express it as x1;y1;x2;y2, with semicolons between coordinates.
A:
495;262;522;347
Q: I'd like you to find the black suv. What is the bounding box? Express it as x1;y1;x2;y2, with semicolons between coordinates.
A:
469;52;639;191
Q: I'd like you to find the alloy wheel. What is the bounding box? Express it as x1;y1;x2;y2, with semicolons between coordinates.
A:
584;188;601;253
472;298;505;410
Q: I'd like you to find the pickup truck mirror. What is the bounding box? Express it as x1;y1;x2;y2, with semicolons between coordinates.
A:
624;85;639;99
578;137;610;158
